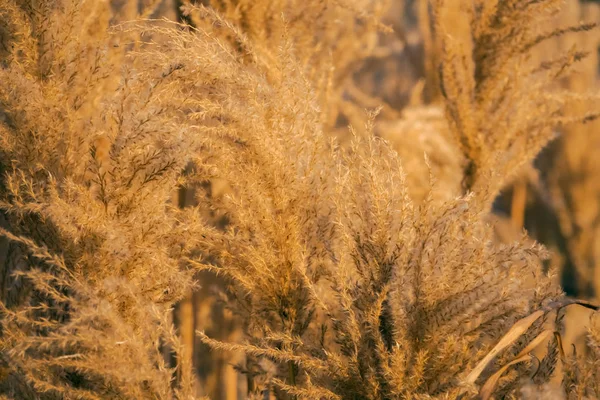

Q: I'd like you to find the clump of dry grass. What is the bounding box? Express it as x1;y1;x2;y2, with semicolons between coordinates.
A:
153;1;598;397
0;0;206;397
434;0;600;196
1;0;600;399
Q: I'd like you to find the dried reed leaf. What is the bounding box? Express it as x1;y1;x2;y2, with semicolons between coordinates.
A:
464;310;545;386
480;329;554;399
480;354;533;400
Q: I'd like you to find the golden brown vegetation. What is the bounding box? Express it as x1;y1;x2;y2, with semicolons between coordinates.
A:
2;0;600;399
